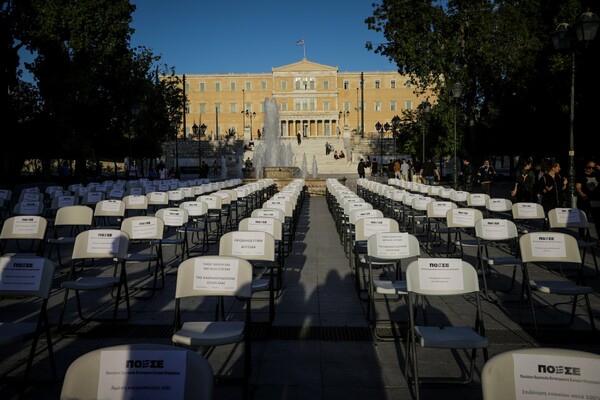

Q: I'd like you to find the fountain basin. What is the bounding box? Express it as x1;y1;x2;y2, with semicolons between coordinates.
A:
263;167;301;179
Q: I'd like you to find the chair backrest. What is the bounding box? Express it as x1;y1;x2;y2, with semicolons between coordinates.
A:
263;199;293;218
481;348;600;400
1;215;48;241
155;207;189;228
367;232;420;262
0;255;55;298
218;231;275;262
251;208;285;224
406;258;480;295
519;232;581;264
446;207;484;228
348;209;384;225
426;201;457;219
467;193;490;207
60;343;214;400
238;217;283;241
179;201;208;217
120;216;165;241
93;199;126;218
123;194;148;211
49;195;79;211
71;229;129;261
146;191;169;207
196;195;222;211
12;200;45;216
354;217;400;241
547;207;589;230
53;205;94;227
175;255;253;299
511;202;545;220
475;218;519;241
486;198;512;213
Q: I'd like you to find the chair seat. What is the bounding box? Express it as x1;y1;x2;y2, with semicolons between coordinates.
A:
172;321;245;346
0;322;38;344
252;278;270;292
529;280;593;295
126;253;158;263
415;326;490;349
455;239;478;247
374;280;407;294
47;237;76;245
61;276;120;290
155;238;184;246
485;256;521;266
577;239;597;249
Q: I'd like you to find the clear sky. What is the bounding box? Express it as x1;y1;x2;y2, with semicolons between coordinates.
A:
130;0;396;74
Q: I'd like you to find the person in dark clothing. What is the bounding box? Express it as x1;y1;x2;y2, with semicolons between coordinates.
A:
511;158;536;202
371;158;379;177
538;161;568;216
419;158;440;185
357;159;366;179
459;158;474;192
575;160;600;244
477;159;496;196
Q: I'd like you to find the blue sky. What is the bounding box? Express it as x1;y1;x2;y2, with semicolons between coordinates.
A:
130;0;396;74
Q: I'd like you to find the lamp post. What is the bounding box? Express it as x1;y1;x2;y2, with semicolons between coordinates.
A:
171;118;180;178
192;121;207;177
391;115;401;159
552;10;599;207
245;110;256;140
451;83;463;190
418;101;431;164
375;121;383;178
129;104;140;180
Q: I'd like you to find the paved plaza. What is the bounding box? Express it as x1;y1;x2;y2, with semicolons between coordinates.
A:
1;177;599;400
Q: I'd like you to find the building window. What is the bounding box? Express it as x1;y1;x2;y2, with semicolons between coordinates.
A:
323;80;329;90
261;80;267;90
390;80;396;89
390;100;397;112
244;102;251;113
374;101;382;111
185;104;190;113
199;82;205;92
245;81;251;91
230;103;237;113
215;82;221;92
405;100;413;110
199;103;206;113
323;101;330;111
324;122;331;136
185;82;190;91
280;102;287;111
343;101;350;112
230;82;236;91
281;80;287;90
215;103;221;113
343;80;350;89
405;80;412;88
375;80;380;89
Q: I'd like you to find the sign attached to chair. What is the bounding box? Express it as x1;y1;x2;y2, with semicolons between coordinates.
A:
451;209;475;226
232;231;266;256
555;208;580;224
362;218;391;237
131;218;159;239
97;349;186;399
376;233;410;257
86;230;121;254
417;258;464;291
530;233;566;258
516;203;538;217
512;353;600;399
193;258;239;291
11;216;41;235
480;219;509;239
0;257;43;291
248;218;275;235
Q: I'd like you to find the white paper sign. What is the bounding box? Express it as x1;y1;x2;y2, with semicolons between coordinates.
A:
376;232;410;257
555;208;580;224
149;192;167;202
97;350;186;400
480;219;509;239
417;258;464;291
86;230;121;254
57;196;77;208
432;202;453;217
12;216;41;235
248;218;275;235
131;218;159;239
128;195;146;205
161;210;185;226
488;198;507;211
513;354;600;399
193;258;239;291
0;257;44;291
101;200;122;212
22;193;41;201
530;234;566;258
20;201;40;214
362;218;392;238
452;209;475;226
469;194;486;206
517;203;538;217
200;196;217;209
231;231;266;256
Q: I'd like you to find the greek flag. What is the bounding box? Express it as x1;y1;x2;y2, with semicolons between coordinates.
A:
296;39;304;46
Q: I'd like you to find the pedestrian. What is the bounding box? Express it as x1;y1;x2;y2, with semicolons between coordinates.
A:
537;160;567;216
200;161;209;178
334;150;339;160
394;160;401;179
575;160;600;244
419;158;440;185
400;159;410;181
371;157;379;177
357;159;366;179
296;132;302;145
511;157;536;202
459;158;474;192
477;159;496;196
325;142;330;155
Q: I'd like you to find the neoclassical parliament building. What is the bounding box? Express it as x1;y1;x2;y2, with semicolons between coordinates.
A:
180;58;427;142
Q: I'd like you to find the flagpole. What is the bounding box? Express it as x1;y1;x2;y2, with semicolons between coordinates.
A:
303;41;306;58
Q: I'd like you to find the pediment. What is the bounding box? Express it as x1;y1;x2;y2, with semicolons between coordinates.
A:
273;58;338;73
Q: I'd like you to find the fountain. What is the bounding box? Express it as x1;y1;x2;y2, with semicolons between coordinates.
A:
311;155;318;178
219;155;227;180
301;153;308;178
253;98;300;179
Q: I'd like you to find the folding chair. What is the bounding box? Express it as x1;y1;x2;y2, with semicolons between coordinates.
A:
58;229;130;330
446;208;484;257
155;207;189;266
92;199;126;229
197;195;223;241
366;232;420;340
172;256;253;381
474;218;522;301
424;200;457;251
511;202;546;234
60;343;213;400
46;205;93;267
0;215;48;256
345;208;383;259
548;207;598;277
146;191;169;214
120;216;165;298
518;232;595;335
485;198;512;219
405;258;489;400
0;256;56;385
219;231;277;322
122;194;148;217
12;200;45;217
179;200;210;255
481;347;600;400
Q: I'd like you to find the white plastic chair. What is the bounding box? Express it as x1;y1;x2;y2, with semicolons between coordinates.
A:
0;215;48;257
46;205;93;266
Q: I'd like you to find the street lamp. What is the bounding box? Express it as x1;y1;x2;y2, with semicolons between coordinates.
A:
129;104;140;180
391;115;401;159
245;110;256;140
338;110;349;131
192;121;207;177
418;101;431;164
552;10;599;207
375;121;383;178
451;83;463;190
171;118;180;178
